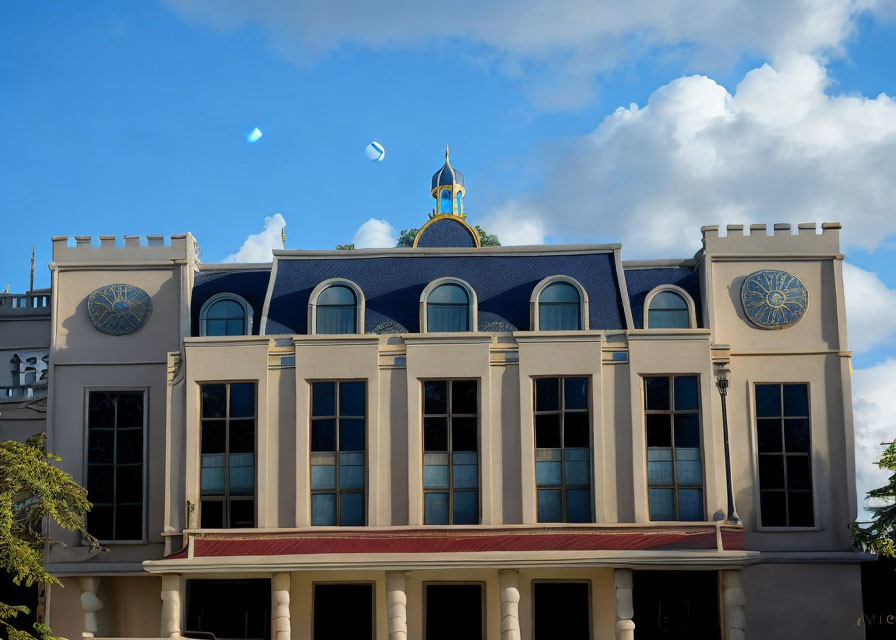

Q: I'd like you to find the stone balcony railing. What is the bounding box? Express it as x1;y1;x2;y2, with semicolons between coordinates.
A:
0;289;51;315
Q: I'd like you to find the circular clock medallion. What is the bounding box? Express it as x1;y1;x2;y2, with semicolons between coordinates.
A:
87;284;153;335
740;269;808;329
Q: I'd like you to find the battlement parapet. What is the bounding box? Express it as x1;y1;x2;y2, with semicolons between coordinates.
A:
51;234;200;265
701;222;841;256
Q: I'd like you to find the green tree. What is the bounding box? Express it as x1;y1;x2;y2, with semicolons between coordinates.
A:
396;228;419;248
1;433;96;640
852;441;896;557
336;244;355;251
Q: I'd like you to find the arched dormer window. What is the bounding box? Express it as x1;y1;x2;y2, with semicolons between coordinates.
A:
200;293;253;336
309;279;365;335
421;279;477;332
645;286;695;329
530;276;589;331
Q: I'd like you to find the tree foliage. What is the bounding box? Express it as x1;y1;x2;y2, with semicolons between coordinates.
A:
396;228;418;248
336;244;355;251
852;441;896;557
1;433;96;640
395;226;500;247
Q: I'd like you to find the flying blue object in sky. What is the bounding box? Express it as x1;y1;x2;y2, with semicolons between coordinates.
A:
247;127;263;143
365;141;385;161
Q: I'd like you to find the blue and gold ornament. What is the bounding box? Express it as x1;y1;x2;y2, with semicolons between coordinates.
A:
87;284;153;335
741;269;808;329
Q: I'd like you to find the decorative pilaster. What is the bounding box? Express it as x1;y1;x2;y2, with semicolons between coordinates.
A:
272;573;291;640
386;571;408;640
160;575;182;639
614;569;634;640
79;577;102;638
722;570;746;640
498;570;521;640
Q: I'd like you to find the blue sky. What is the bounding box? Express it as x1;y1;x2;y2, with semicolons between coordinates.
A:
2;1;895;515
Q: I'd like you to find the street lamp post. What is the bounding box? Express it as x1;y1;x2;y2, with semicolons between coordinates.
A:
715;365;741;524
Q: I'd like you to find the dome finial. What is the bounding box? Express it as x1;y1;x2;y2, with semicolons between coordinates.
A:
445;143;450;163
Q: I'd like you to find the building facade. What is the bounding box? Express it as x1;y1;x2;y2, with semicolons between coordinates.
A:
26;154;866;639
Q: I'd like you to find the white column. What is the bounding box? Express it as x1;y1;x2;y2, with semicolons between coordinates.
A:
498;570;521;640
386;571;408;640
614;569;634;640
272;573;291;640
79;577;102;638
160;574;181;639
722;570;746;640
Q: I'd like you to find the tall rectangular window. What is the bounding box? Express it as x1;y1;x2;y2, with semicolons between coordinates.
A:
200;382;256;528
311;381;366;526
755;383;814;526
644;375;704;521
423;380;479;525
86;391;145;541
534;377;592;523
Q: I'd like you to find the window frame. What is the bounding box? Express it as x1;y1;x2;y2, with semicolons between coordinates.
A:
311;581;376;640
421;378;481;525
419;278;477;333
198;381;258;529
533;376;594;523
751;381;819;530
308;278;365;335
531;580;593;640
529;276;589;331
423;582;486;640
309;379;369;526
199;292;253;337
643;285;696;329
82;387;148;544
642;374;706;522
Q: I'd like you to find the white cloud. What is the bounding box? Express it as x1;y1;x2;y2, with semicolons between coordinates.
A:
489;54;896;254
842;262;896;354
352;218;396;248
161;1;889;109
481;204;545;245
224;213;286;262
852;359;896;518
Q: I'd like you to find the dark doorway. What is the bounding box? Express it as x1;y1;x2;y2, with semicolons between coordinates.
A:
534;582;590;639
186;579;270;640
425;584;483;640
313;583;374;640
632;571;720;640
861;557;896;639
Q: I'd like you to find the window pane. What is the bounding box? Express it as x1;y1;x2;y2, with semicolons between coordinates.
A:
429;283;468;304
205;318;227;336
201;384;226;418
89;393;115;428
115;504;142;540
451;380;477;414
207;299;243;319
317;306;355;334
647;449;673;485
424;417;449;451
758;455;785;490
757;419;783;453
564;412;589;447
87;505;113;540
229;499;254;528
116;394;143;427
675;448;702;486
564;377;588;410
786;456;812;490
440;189;453;213
311;463;336;490
339;453;365;489
225;318;244;336
784;418;810;453
201;454;225;494
116;465;142;502
755;384;781;417
788;491;814;526
200;500;223;529
760;491;786;526
229;383;255;418
452;417;478;451
424;492;449;525
88;430;113;463
651;291;688;310
648;309;690;329
428;304;469;331
201;420;225;454
537;489;562;522
229;419;255;454
783;384;809;417
646;414;671;447
677;489;704;521
339;418;365;451
228;453;255;495
566;489;591;523
673;414;700;448
535;414;561;448
318;285;355;306
311;493;337;526
648;489;675;520
311;419;336;452
535;378;559;412
340;493;365;526
453;491;479;524
424;381;448;414
87;464;114;502
339;381;366;416
312;382;336;417
644;377;670;410
452;452;479;488
423;456;449;489
540;282;580;303
673;376;699;411
536;459;562;486
540;303;580;330
564;451;591;487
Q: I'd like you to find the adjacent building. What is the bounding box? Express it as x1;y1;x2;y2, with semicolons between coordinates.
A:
23;152;867;639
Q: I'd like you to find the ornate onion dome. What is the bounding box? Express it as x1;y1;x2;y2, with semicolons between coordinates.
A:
430;144;466;217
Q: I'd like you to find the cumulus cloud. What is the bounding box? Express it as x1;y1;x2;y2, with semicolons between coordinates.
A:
852;359;896;518
489;54;896;254
481;204;546;245
352;218;396;248
224;213;286;262
162;0;888;109
843;262;896;354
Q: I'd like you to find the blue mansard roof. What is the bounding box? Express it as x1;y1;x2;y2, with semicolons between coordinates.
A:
623;265;703;329
192;267;272;335
263;247;628;335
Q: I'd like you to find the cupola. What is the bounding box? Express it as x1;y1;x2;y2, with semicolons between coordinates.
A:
431;144;465;218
